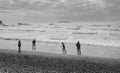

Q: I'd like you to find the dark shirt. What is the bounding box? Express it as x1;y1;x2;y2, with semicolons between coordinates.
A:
62;44;65;48
62;43;65;49
32;40;36;45
76;42;81;49
18;41;21;47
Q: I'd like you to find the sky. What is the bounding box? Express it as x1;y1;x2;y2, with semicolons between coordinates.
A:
0;0;120;22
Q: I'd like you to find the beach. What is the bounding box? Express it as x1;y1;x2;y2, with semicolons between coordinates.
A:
0;22;120;58
0;22;120;48
0;48;120;73
0;22;120;72
0;39;120;59
1;0;120;72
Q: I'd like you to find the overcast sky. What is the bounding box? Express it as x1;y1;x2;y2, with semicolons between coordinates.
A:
0;0;120;22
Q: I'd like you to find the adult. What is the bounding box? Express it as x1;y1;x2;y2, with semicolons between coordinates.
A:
32;39;36;50
76;41;81;55
0;20;3;25
18;40;21;53
62;42;67;54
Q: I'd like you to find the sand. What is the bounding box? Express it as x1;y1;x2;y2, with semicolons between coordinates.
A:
0;39;120;72
0;39;120;59
0;48;120;73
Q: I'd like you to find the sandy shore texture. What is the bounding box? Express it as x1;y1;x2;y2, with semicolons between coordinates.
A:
0;39;120;72
0;49;120;73
0;39;120;59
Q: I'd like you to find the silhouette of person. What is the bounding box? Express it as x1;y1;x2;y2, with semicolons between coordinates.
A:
0;20;2;25
76;41;81;55
18;40;21;53
32;39;36;50
62;42;66;54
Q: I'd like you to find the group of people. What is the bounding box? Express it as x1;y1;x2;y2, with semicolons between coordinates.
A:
18;39;81;55
61;41;81;55
18;39;36;53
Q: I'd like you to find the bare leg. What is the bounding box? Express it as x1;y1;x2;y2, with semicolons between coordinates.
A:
78;49;81;55
80;49;81;55
32;45;35;50
77;49;80;55
62;48;66;54
77;49;78;55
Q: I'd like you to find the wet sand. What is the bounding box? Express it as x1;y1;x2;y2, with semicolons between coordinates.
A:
0;39;120;59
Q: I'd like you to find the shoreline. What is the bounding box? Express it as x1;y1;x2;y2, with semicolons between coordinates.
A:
0;37;119;48
0;22;120;48
0;38;120;59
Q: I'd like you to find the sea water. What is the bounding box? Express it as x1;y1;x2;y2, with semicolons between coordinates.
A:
0;22;120;47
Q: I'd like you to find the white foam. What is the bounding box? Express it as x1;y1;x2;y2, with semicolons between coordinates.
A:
0;22;120;47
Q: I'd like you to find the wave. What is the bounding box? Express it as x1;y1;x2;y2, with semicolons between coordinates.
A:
0;22;120;48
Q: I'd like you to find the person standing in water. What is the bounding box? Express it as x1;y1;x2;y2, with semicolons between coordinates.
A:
76;41;81;55
61;42;67;54
18;40;21;53
32;39;36;50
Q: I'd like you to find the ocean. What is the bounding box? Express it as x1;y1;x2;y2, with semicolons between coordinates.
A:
0;21;120;47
